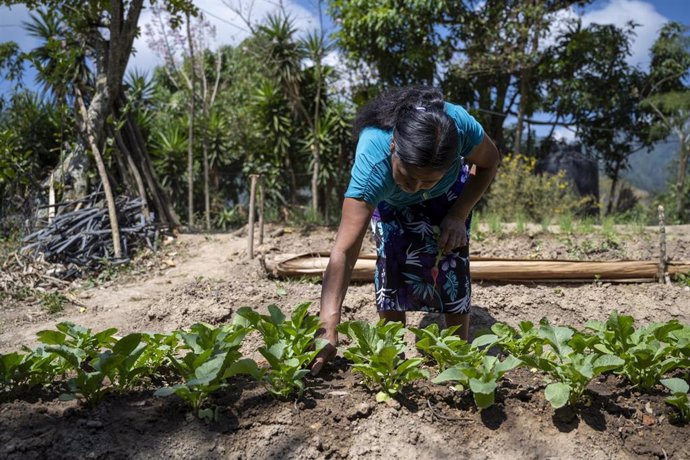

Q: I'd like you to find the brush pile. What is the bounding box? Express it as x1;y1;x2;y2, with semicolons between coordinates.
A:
20;191;158;278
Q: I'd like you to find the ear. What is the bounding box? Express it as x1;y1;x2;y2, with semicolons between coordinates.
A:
390;138;395;154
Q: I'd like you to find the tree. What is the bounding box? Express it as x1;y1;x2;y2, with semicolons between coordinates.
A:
3;0;196;257
146;7;226;230
329;0;453;86
329;0;588;152
540;21;653;214
645;22;690;221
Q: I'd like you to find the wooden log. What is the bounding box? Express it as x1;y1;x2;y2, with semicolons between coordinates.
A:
268;252;690;283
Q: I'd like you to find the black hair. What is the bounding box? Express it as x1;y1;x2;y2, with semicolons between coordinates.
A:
352;85;459;170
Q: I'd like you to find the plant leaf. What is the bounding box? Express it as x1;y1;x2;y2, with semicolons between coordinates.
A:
545;382;571;408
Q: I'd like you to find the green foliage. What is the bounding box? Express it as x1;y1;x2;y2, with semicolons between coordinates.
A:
586;311;685;390
541;21;654;195
40;291;67;314
515;212;527;234
674;272;690;288
337;320;428;402
645;22;690;220
329;0;449;85
472;321;542;365
0;352;33;391
558;214;573;234
530;324;623;408
154;323;256;418
486;154;587;222
34;323;117;403
410;323;482;372
434;354;521;409
476;320;625;408
661;378;690;422
235;303;325;399
487;213;503;235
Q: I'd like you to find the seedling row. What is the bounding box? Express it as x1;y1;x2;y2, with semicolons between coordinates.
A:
1;305;689;424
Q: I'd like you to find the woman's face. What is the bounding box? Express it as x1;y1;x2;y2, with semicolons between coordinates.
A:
390;139;445;194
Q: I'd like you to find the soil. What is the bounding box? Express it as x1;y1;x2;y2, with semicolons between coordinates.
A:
1;223;689;459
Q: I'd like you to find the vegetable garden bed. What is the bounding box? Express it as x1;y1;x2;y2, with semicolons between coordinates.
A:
1;306;689;459
2;228;690;459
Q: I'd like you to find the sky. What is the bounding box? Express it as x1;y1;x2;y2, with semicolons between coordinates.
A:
1;0;688;114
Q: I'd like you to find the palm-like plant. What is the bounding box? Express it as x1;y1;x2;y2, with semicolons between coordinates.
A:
23;9;91;101
151;123;188;209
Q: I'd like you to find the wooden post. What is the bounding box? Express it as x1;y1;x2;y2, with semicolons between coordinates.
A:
48;172;56;224
248;174;258;259
259;177;265;246
658;205;669;284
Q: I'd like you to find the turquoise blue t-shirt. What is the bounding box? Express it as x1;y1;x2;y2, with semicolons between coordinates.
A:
344;102;484;208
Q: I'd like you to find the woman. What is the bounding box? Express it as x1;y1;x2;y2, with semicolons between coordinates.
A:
311;86;499;375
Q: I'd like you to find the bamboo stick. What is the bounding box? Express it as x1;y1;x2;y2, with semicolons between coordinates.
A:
258;177;265;246
268;252;690;283
659;205;670;284
247;174;259;259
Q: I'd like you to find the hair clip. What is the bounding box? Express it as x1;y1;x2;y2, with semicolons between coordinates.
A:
415;106;426;112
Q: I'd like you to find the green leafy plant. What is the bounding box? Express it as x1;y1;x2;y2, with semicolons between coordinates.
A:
674;272;690;288
40;291;68;314
105;333;151;390
660;378;690;422
37;322;118;359
410;323;483;371
475;320;624;408
433;354;521;409
235;303;326;399
586;311;683;390
528;322;623;408
668;325;690;369
27;323;120;403
0;352;33;392
154;323;257;419
472;321;543;367
138;332;182;379
337;320;428;402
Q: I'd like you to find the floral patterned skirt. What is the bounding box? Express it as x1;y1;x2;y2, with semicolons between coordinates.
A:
371;164;472;314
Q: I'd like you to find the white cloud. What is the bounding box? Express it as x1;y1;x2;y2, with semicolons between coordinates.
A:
582;0;667;68
129;0;320;73
541;0;668;69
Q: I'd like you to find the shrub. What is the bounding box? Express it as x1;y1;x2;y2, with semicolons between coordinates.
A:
486;154;588;222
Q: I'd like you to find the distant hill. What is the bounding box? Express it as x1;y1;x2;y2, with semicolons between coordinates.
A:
620;138;679;194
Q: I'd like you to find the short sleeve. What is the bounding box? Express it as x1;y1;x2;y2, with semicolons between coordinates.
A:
445;102;485;158
344;128;391;206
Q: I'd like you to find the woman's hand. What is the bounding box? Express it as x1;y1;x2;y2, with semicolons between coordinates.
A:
439;214;468;254
310;330;338;375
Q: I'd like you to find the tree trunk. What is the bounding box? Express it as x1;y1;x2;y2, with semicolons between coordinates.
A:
75;87;122;259
124;111;180;228
312;147;320;216
606;163;621;215
112;127;150;218
202;128;211;230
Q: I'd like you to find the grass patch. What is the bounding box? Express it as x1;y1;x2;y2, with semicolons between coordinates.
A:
488;213;503;235
41;291;68;314
558;214;574;234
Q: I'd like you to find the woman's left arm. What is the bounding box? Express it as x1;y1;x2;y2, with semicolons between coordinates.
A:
438;134;500;253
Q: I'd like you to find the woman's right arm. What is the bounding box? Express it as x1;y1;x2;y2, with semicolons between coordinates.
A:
311;197;373;374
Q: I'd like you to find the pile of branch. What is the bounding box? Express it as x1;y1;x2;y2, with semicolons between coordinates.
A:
0;252;72;300
20;191;158;277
